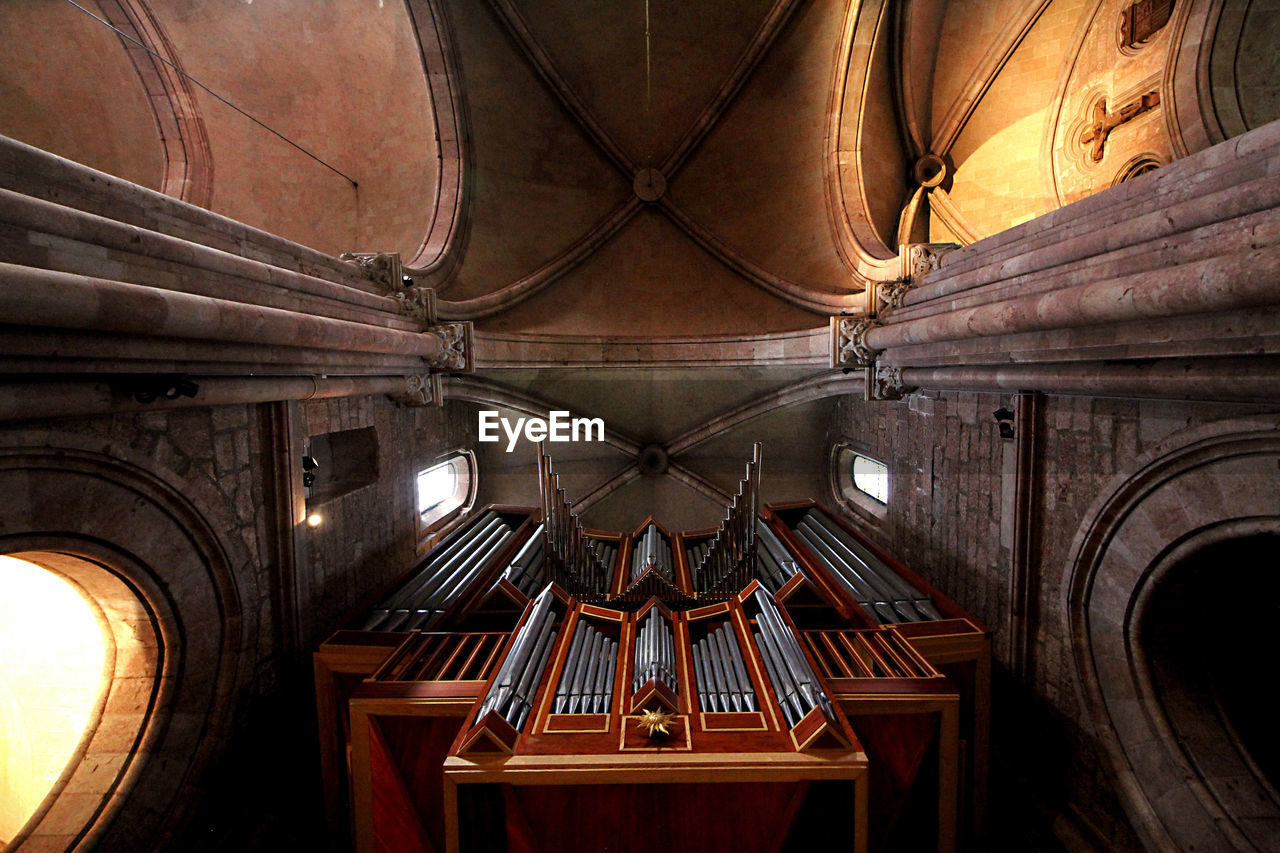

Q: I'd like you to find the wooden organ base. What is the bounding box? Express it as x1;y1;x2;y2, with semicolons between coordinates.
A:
315;500;989;853
445;755;867;853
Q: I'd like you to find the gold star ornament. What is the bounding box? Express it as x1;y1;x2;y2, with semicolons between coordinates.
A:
636;709;678;738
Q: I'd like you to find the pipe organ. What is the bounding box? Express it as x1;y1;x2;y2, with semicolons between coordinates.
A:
315;447;989;853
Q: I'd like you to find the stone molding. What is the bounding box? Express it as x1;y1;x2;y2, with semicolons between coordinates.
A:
866;363;915;401
0;434;251;851
1065;416;1280;851
340;251;404;292
426;321;474;373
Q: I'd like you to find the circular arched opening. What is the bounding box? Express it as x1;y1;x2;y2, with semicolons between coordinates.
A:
1139;533;1280;822
0;550;161;853
1067;416;1280;850
0;556;110;845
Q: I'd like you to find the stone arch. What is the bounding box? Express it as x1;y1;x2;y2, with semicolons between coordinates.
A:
1066;415;1280;851
1166;0;1280;157
0;436;252;851
94;0;213;207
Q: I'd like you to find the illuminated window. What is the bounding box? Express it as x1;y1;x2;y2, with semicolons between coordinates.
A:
418;451;476;531
832;444;889;519
0;555;110;843
851;454;889;504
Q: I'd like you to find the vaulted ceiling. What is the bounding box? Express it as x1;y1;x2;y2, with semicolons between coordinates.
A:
4;0;1244;528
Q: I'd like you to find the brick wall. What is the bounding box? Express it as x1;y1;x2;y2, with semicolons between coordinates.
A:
830;390;1014;640
830;389;1277;849
298;395;473;648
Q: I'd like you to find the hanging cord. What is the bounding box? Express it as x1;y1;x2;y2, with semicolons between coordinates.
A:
644;0;653;175
59;0;359;187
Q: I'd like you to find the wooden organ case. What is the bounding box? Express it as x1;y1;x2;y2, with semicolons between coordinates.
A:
315;445;989;853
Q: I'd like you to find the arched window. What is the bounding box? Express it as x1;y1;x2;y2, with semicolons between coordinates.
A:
0;550;161;852
0;556;108;843
851;454;889;504
417;450;476;534
832;443;889;521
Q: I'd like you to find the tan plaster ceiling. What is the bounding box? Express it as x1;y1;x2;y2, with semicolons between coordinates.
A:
424;0;1046;527
1;0;1206;528
426;0;892;528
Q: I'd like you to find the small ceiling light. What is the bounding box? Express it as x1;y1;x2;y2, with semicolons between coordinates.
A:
306;512;323;528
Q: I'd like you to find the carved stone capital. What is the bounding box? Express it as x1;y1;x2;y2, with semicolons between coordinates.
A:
394;373;442;407
866;364;916;401
873;278;913;314
394;286;437;324
426;321;475;373
340;251;403;291
899;242;959;283
830;316;880;368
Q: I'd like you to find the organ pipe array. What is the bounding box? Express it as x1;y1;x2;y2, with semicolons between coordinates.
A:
631;607;677;696
750;588;837;728
503;522;546;596
318;455;991;853
552;619;617;714
690;442;761;595
754;518;798;593
692;622;756;713
475;587;560;732
362;509;515;630
629;523;673;580
537;447;611;599
786;508;942;623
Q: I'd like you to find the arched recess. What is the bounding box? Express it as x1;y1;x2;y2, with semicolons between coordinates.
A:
0;436;251;851
403;0;470;279
94;0;213;206
0;550;164;852
1066;416;1280;851
826;0;907;279
1166;0;1280;157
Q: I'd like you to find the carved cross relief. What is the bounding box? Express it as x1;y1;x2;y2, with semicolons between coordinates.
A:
1080;90;1161;162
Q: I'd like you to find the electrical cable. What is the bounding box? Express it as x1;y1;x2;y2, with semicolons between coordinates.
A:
60;0;359;187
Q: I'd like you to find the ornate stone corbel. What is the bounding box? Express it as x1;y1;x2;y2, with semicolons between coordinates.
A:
339;251;404;291
394;286;437;325
871;278;913;315
899;242;959;283
394;373;443;407
870;243;960;317
426;321;475;373
866;364;916;402
830;316;880;368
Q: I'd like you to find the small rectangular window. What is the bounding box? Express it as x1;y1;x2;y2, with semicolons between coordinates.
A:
833;444;889;520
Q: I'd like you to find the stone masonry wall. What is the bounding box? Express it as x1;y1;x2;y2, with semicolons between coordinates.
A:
299;395;474;649
0;391;475;850
830;389;1277;849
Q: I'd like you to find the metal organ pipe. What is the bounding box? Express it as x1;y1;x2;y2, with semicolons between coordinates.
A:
479;588;559;731
751;589;837;726
537;448;610;598
792;510;942;623
692;443;761;595
362;511;512;631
